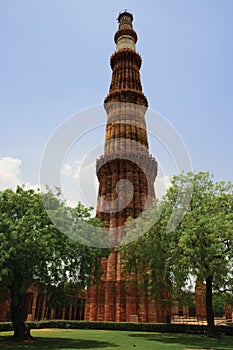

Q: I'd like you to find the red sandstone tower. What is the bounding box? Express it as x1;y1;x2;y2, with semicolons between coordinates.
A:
85;11;168;323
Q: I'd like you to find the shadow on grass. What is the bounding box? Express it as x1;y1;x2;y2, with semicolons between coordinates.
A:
128;332;233;350
0;336;118;349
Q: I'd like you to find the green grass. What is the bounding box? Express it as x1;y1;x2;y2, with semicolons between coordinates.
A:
0;329;232;350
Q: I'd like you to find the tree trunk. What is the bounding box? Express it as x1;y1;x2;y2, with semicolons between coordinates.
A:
205;275;217;337
9;287;33;340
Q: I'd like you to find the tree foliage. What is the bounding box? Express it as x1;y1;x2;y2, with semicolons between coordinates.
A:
120;172;233;335
0;186;107;339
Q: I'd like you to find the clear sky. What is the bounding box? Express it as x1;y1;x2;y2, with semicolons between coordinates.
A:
1;1;233;206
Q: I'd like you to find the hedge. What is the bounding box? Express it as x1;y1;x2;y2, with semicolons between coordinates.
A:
0;320;232;335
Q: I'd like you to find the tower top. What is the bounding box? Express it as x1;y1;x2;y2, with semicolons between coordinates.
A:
114;11;137;52
117;11;133;24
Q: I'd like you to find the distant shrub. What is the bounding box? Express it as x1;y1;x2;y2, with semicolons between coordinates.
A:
0;320;233;335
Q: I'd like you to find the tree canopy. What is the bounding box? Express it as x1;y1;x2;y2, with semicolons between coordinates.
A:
0;186;107;339
120;172;233;336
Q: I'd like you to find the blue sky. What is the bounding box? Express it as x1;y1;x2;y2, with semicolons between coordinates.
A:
0;1;233;205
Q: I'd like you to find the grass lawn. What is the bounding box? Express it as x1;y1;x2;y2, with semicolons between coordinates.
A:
0;329;232;350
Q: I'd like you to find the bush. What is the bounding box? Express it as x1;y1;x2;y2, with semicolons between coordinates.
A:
0;323;13;332
0;320;233;336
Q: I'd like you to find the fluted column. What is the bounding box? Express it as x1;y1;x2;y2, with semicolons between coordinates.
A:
104;253;117;321
97;257;107;321
85;11;158;323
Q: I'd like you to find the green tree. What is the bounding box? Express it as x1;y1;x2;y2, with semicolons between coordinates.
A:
0;186;107;340
167;172;233;335
120;172;233;336
212;292;233;317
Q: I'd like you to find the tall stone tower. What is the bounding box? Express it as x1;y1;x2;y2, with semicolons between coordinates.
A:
85;11;167;323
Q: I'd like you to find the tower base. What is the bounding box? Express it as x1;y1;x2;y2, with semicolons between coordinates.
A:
84;251;170;323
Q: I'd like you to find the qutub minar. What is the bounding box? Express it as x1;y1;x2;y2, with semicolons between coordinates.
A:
85;11;170;323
